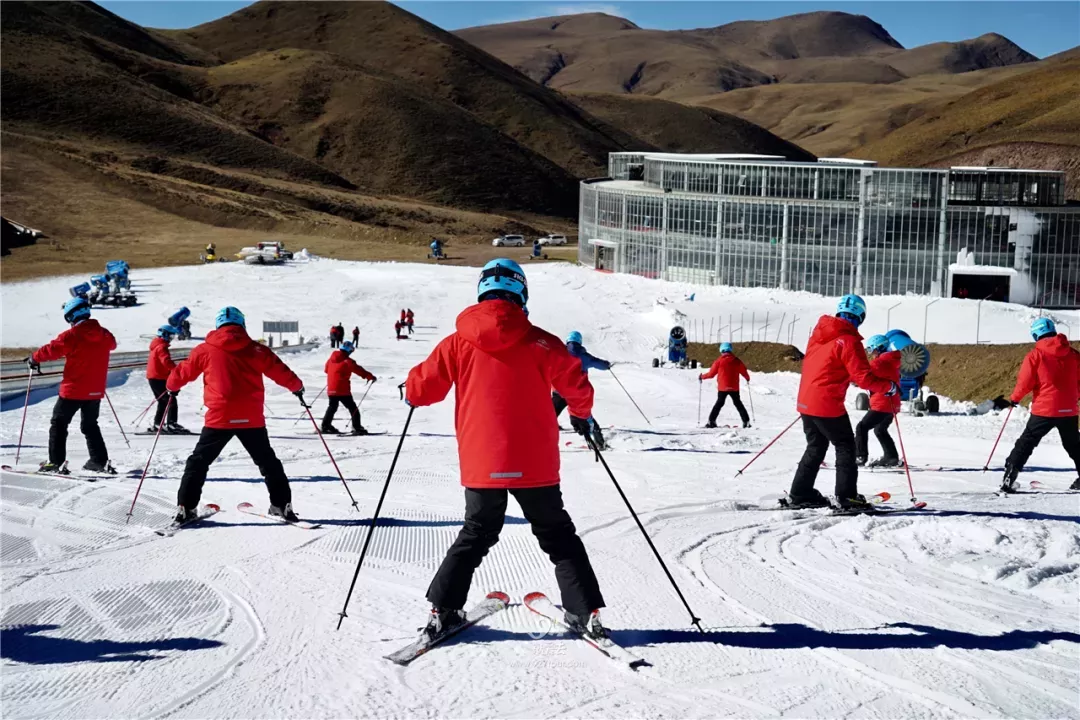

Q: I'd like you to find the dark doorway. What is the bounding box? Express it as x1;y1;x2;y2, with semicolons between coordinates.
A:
952;273;1010;302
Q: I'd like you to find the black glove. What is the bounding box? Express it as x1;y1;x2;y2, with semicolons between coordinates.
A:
168;389;180;398
24;357;40;372
570;415;594;438
885;382;900;397
293;388;309;408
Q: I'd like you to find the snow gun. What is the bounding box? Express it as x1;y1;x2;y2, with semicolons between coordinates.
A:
90;274;109;290
886;329;938;414
68;282;91;299
168;306;191;328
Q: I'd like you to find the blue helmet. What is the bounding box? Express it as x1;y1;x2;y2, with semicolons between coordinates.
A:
719;342;733;354
836;294;867;326
340;341;355;354
866;334;889;353
566;330;583;345
215;306;245;329
157;324;179;339
477;258;528;306
62;297;91;324
1031;317;1056;341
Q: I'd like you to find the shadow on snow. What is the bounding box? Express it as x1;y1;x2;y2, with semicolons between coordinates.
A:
0;624;223;664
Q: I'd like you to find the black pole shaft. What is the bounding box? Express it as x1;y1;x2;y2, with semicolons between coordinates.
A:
608;368;651;426
586;436;705;633
336;406;414;630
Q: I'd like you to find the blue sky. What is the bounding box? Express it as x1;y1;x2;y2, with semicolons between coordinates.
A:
99;1;1079;58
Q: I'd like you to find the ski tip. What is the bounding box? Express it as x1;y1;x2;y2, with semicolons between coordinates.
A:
522;591;546;604
486;591;511;604
205;503;221;512
236;502;254;510
912;501;928;509
874;491;892;502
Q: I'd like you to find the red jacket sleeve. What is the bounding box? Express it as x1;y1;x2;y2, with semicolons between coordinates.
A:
840;338;893;394
254;346;303;392
1010;350;1038;403
154;342;177;374
350;359;375;382
406;336;456;406
738;358;749;381
700;359;720;380
548;338;594;419
104;328;117;352
167;346;206;392
33;330;70;363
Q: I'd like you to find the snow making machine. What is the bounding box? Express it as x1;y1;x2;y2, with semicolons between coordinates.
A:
855;329;938;415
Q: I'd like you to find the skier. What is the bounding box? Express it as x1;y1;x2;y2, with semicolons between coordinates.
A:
329;324;339;349
786;295;897;510
167;306;306;523
334;323;345;348
351;326;360;346
406;309;415;334
668;326;688;366
699;342;751;428
855;334;901;467
405;259;608;641
146;324;188;434
1000;318;1080;493
26;297;117;474
395;319;407;340
322;341;376;435
553;331;611;449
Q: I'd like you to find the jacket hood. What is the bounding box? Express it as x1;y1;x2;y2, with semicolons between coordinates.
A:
810;315;863;345
206;325;253;352
874;350;902;373
456;300;532;353
1036;333;1074;357
328;349;350;364
73;318;109;341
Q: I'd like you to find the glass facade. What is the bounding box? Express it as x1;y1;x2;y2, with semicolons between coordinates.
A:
580;154;1080;308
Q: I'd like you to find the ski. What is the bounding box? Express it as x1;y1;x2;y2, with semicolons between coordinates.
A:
385;591;510;666
777;491;891;510
155;503;221;536
235;502;322;529
523;592;649;670
134;430;194;436
832;502;928;515
0;463;117;483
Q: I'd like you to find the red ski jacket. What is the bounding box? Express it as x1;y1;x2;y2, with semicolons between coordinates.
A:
406;299;594;489
700;354;749;391
146;337;176;381
33;319;117;401
325;350;374;396
797;315;893;418
167;325;303;429
406;311;415;324
1010;333;1080;417
868;351;902;413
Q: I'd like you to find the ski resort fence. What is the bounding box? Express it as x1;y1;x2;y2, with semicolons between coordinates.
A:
580;154;1080;308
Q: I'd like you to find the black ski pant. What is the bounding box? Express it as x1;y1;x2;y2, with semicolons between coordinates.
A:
427;485;605;616
322;394;361;429
790;414;859;500
708;391;749;425
178;427;291;510
148;378;178;428
855;410;897;461
351;332;359;345
1005;415;1080;477
49;397;107;466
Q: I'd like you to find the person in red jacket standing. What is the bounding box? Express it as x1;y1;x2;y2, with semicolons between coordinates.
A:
1001;318;1080;493
406;308;415;335
146;325;189;434
322;341;376;435
855;335;901;468
699;342;751;428
787;295;897;510
167;306;306;523
405;259;607;641
27;297;117;474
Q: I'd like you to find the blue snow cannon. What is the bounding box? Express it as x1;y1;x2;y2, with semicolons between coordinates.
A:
90;274;109;290
885;329;936;413
666;325;689;366
69;282;91;299
168;306;191;328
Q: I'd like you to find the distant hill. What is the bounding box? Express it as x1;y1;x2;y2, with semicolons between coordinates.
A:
457;11;1036;98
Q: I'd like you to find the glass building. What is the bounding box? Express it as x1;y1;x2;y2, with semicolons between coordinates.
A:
579;153;1080;308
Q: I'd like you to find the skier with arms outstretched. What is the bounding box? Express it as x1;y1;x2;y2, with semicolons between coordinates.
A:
405;259;608;641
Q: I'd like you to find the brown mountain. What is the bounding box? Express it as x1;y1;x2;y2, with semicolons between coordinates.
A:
457;11;1037;98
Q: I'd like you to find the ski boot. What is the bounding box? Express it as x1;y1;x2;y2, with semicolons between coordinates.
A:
1070;478;1080;491
321;424;341;435
855;456;868;467
348;426;370;436
422;607;466;640
591;428;607;451
164;423;190;435
837;493;874;512
38;461;70;475
704;422;717;429
742;419;751;429
269;503;300;522
173;506;198;524
564;609;610;641
779;488;830;509
999;462;1019;494
868;456;901;469
82;459;117;475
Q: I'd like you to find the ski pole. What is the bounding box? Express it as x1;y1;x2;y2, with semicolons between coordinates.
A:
892;412;920;506
131;391;166;428
983;405;1013;472
103;391;130;449
736;415;799;476
292;386;326;426
303;404;360;509
608;368;651;426
696;379;703;426
337;406;415;629
357;379;375;408
586;435;705;634
746;381;755;423
14;368;34;464
127;397;172;523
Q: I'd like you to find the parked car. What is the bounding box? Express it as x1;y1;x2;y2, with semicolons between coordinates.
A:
492;234;526;247
538;234;568;246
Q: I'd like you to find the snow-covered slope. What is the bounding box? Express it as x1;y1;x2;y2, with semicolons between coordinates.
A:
2;260;1078;719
